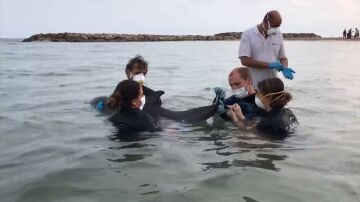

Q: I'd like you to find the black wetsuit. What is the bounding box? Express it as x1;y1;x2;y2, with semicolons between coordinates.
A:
256;107;298;139
109;108;161;132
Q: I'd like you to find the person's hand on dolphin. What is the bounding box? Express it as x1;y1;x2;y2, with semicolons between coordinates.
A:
214;87;225;101
95;101;105;111
282;67;296;80
216;100;226;115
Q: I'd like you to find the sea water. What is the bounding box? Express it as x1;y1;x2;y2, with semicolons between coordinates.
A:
0;39;359;202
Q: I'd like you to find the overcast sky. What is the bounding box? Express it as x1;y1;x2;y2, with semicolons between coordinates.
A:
0;0;359;38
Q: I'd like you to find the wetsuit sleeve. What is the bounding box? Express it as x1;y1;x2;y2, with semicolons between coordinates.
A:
223;96;237;106
219;96;237;121
221;97;255;121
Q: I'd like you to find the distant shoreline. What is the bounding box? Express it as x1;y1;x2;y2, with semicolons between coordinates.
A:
285;37;360;41
20;32;327;42
17;32;360;42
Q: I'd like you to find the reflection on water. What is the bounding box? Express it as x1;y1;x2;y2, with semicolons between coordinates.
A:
108;130;161;142
201;153;287;172
107;153;153;163
108;143;156;150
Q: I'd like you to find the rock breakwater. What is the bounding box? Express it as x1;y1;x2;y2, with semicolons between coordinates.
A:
22;32;321;42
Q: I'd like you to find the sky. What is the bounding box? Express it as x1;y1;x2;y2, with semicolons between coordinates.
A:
0;0;359;38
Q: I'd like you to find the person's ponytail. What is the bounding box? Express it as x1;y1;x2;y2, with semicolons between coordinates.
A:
107;80;141;110
107;91;122;109
283;92;292;104
270;91;292;108
258;77;293;108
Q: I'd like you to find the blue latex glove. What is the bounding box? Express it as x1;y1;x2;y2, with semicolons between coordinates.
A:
268;62;284;72
95;101;104;111
282;67;296;80
213;87;225;101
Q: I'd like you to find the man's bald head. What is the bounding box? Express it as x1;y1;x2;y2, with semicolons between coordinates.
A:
263;10;282;27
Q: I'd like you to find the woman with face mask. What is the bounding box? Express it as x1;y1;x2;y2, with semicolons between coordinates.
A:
92;55;221;123
215;67;267;120
90;55;151;114
107;80;161;133
125;56;222;122
227;77;298;139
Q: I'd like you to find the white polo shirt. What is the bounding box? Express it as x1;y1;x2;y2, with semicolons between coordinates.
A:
238;26;286;89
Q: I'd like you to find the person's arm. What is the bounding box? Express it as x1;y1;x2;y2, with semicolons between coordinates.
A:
280;57;288;67
240;56;270;69
226;104;248;130
241;49;288;69
278;40;288;67
223;96;236;106
239;33;270;69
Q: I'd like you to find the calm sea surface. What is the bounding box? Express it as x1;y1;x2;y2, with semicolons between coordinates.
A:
0;39;359;202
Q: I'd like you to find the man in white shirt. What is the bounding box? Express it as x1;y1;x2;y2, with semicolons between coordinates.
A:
238;10;295;89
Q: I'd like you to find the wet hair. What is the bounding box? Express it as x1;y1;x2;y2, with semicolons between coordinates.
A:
125;55;148;76
257;78;292;108
107;80;141;110
229;67;253;82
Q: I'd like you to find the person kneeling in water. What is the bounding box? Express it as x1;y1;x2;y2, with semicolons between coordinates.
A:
107;79;161;132
214;67;266;120
92;55;221;123
227;77;298;139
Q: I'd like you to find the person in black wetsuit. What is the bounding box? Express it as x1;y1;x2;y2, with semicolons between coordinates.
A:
107;79;161;132
214;67;266;120
91;55;220;123
91;55;157;114
226;77;298;139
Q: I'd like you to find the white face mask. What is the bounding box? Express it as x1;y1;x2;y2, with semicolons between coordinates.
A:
140;96;146;110
232;87;248;99
255;97;266;110
263;14;279;36
132;73;146;85
267;27;278;36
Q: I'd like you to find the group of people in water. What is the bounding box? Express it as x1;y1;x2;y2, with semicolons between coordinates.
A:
91;10;299;139
343;28;359;39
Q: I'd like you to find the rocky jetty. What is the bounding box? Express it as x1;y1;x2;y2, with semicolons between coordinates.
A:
22;32;321;42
